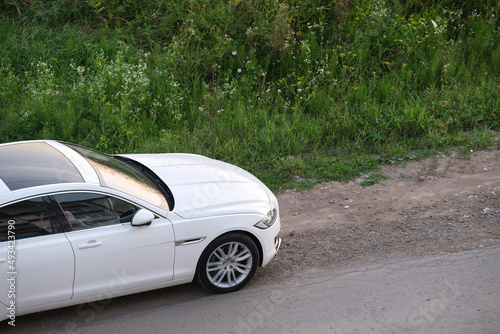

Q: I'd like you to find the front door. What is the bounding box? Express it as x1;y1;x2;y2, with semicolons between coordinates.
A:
53;192;175;301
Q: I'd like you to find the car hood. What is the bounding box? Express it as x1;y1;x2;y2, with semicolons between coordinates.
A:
119;153;272;219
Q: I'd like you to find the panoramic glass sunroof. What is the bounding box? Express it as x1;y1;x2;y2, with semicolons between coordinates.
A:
0;142;84;191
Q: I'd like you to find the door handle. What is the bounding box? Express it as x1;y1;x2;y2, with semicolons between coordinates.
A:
0;258;5;263
78;240;103;249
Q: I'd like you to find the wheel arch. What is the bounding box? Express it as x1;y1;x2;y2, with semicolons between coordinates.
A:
219;230;263;266
195;229;264;275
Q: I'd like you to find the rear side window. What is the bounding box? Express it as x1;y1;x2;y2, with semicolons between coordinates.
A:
0;198;53;242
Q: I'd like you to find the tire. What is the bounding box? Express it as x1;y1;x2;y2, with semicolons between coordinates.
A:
196;233;259;293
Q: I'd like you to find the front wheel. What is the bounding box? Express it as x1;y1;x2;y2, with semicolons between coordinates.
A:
196;233;259;293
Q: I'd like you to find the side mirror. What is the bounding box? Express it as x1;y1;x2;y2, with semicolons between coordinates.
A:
131;209;155;227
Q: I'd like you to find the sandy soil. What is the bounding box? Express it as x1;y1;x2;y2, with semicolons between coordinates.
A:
254;145;500;283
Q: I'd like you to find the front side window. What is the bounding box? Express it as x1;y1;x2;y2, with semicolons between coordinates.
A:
0;197;53;241
55;193;139;231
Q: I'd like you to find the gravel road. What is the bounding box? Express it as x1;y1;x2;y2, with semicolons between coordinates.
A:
253;147;500;285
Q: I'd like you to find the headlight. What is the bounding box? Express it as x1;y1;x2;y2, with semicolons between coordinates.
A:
254;208;278;229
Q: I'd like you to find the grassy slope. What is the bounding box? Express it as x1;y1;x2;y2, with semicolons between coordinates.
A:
0;0;498;190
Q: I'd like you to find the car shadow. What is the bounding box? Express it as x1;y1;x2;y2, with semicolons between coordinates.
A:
1;281;209;333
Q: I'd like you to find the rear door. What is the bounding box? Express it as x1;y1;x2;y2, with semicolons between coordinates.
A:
0;197;74;309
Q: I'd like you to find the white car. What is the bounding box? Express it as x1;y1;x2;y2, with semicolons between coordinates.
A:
0;140;280;321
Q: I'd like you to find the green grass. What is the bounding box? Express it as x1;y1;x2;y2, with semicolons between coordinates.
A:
0;0;499;191
359;173;391;188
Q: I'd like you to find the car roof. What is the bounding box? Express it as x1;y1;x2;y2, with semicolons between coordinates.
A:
0;141;85;191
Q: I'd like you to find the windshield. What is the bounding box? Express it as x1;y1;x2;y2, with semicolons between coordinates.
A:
64;144;170;211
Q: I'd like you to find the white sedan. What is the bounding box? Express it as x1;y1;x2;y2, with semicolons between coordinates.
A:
0;140;280;321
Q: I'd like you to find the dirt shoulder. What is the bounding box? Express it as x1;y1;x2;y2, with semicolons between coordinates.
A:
254;147;500;283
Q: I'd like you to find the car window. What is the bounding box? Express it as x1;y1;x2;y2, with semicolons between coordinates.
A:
64;143;170;211
54;193;139;231
0;197;53;242
0;142;84;191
